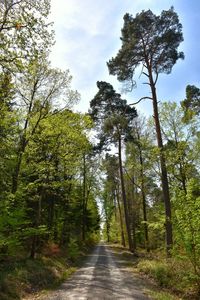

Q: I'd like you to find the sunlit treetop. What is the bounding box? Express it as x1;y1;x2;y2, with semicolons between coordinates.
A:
108;7;184;90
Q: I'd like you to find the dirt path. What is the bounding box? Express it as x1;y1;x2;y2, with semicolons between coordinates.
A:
39;243;150;300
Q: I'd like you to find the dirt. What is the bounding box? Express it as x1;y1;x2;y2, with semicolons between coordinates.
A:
31;243;151;300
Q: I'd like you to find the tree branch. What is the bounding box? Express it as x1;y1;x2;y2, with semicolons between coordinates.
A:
130;96;153;105
142;71;150;78
154;69;159;85
123;167;141;190
0;0;23;32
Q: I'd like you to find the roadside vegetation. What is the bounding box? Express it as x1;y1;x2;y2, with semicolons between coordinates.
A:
0;239;98;300
137;252;199;299
110;244;199;299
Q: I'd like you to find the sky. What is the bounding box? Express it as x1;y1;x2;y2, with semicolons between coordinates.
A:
49;0;200;116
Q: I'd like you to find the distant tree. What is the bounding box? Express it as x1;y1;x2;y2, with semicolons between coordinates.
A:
181;85;200;121
107;7;184;255
81;152;100;241
128;117;152;251
90;81;137;252
102;154;126;246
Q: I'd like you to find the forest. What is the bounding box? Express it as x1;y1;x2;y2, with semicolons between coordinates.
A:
1;1;200;299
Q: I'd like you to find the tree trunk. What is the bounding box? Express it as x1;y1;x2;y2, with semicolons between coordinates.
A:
118;134;134;252
148;67;173;256
106;221;110;242
138;141;149;252
30;196;41;259
12;135;27;194
12;152;23;194
30;235;37;259
12;110;30;194
116;186;126;247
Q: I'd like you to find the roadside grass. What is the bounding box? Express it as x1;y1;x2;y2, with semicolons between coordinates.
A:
136;253;199;299
0;242;94;300
147;290;180;300
0;255;76;300
109;244;199;300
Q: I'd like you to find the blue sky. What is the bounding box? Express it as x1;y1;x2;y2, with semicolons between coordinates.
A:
49;0;200;116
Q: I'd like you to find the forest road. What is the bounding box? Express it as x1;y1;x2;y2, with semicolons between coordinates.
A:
42;243;151;300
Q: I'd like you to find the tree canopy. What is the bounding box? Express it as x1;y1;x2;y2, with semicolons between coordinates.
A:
107;6;184;90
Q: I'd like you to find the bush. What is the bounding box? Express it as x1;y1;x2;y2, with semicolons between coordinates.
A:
137;255;200;298
137;260;171;287
67;238;80;262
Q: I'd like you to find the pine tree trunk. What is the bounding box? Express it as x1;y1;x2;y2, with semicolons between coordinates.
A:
148;67;173;255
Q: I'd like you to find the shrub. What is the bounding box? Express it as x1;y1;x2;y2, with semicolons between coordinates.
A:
67;238;80;262
137;259;172;287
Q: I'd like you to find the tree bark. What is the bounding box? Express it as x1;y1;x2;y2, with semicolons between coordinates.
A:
148;66;173;255
138;142;149;252
118;134;134;252
30;195;41;259
116;186;126;247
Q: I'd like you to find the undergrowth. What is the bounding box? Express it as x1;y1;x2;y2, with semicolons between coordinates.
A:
136;252;200;299
0;240;94;300
110;244;200;299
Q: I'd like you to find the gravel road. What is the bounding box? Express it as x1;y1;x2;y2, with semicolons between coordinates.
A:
42;243;151;299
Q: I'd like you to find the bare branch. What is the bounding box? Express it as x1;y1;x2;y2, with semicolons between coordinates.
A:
123;167;141;190
142;71;150;78
130;96;153;106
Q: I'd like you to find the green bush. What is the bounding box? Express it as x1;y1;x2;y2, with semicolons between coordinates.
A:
67;238;80;262
137;260;171;287
137;255;200;298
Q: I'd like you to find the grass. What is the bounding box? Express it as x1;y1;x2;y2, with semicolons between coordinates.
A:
0;242;93;300
147;290;180;300
0;256;76;300
136;255;200;299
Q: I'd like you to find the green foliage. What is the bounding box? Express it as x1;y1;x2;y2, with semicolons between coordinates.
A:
181;85;200;119
138;259;171;287
173;178;200;280
0;2;101;299
0;0;53;71
67;238;80;262
1;1;200;297
0;195;27;259
90;81;137;149
137;254;200;298
108;7;184;87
